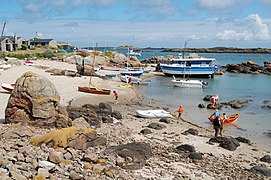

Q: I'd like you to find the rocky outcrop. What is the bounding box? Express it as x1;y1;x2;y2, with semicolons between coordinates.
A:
66;103;122;128
209;137;240;151
5;72;71;128
225;61;271;75
104;142;152;170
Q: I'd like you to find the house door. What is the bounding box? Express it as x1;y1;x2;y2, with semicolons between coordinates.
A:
6;44;12;51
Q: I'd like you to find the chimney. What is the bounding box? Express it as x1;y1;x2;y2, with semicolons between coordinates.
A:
14;33;17;43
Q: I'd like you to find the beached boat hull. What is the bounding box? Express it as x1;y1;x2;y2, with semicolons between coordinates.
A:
101;66;121;71
135;109;173;118
120;75;149;85
171;79;207;88
120;69;143;77
78;86;111;95
1;83;15;93
209;114;240;124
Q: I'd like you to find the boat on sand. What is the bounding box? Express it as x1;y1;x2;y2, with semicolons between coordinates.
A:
135;109;173;118
119;75;150;85
1;83;15;93
78;43;111;95
208;113;240;124
78;86;110;95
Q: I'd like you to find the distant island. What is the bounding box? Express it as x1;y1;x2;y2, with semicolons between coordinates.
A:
162;47;271;54
81;46;271;54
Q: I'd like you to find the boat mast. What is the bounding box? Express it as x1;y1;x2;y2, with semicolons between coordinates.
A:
89;42;98;88
0;22;6;53
183;41;187;78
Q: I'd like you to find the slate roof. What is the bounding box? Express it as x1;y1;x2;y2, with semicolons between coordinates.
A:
31;39;54;43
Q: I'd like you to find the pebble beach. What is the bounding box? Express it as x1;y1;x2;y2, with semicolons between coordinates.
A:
0;59;271;179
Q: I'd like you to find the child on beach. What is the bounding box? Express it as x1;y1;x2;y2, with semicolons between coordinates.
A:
113;90;119;104
177;105;184;120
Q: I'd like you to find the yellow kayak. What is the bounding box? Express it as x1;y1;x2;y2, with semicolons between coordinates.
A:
118;84;132;88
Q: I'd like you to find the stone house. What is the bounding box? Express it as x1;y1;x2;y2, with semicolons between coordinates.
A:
0;34;28;51
30;39;58;48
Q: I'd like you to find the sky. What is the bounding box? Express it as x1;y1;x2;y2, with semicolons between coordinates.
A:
1;0;271;48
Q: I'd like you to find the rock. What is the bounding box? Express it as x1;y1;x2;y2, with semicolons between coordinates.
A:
86;136;107;147
69;170;84;180
82;151;98;163
249;166;271;177
102;116;113;123
159;118;171;124
72;117;90;129
203;95;212;101
49;150;63;164
183;128;199;136
5;72;71;128
147;123;166;130
98;103;113;115
218;137;240;151
10;170;28;180
235;137;251;144
104;166;120;178
105;142;152;170
261;105;271;109
175;144;195;153
37;168;50;178
198;104;205;108
38;160;56;171
92;164;104;173
140;128;152;135
188;152;203;160
260;155;271;163
45;68;65;75
111;110;122;119
66;106;101;128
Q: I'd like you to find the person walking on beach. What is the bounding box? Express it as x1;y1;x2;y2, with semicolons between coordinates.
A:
113;90;119;104
219;113;226;137
212;116;221;137
177;105;184;120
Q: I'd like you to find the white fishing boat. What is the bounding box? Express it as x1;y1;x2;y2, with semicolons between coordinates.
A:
160;42;219;78
120;46;143;77
171;78;208;88
119;68;143;77
127;49;141;57
135;109;173;118
119;75;150;85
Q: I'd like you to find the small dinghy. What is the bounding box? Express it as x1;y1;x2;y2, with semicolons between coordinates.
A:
1;83;15;93
135;109;173;118
208;113;240;124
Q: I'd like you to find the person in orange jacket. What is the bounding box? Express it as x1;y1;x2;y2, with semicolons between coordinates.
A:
177;105;184;119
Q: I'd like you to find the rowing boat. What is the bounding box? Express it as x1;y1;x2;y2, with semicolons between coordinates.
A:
135;109;173;118
208;113;240;124
1;83;15;93
78;86;111;95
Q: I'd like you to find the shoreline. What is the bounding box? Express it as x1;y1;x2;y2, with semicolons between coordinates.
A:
0;59;270;178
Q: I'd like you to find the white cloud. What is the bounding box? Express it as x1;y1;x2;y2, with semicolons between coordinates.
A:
196;0;236;9
216;30;252;41
216;14;270;41
246;14;270;40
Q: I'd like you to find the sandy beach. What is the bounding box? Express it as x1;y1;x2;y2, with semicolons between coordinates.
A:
0;59;270;179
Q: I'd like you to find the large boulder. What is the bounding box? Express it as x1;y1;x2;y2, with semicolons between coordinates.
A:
104;142;152;170
5;72;71;128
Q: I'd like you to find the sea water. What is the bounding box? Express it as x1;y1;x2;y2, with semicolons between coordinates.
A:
135;51;271;147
